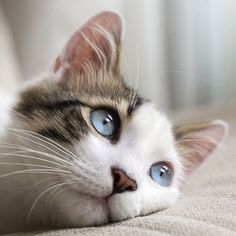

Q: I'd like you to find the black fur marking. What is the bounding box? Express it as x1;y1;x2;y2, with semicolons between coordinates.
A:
38;128;72;144
127;96;144;116
21;99;90;114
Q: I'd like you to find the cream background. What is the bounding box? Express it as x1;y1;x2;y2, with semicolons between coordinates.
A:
1;0;236;111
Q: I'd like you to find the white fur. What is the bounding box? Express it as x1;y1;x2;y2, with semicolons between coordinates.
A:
0;89;183;232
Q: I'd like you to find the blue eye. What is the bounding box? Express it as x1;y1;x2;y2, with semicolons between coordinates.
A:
149;162;173;186
90;109;120;138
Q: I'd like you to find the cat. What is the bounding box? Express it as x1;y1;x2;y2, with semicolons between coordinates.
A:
0;11;228;233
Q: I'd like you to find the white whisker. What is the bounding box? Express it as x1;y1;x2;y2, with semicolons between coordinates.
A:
0;147;74;169
32;176;60;188
7;128;79;162
0;162;69;172
27;179;79;222
0;169;70;179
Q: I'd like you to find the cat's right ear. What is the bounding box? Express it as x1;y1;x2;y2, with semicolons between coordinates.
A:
174;120;228;175
52;11;124;83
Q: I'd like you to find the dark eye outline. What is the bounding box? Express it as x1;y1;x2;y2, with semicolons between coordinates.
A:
90;107;121;142
149;161;174;187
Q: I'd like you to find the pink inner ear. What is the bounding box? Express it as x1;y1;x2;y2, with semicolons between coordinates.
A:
182;120;228;175
53;11;124;82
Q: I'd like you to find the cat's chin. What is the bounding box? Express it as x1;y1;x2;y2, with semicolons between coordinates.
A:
67;198;109;227
78;194;140;225
60;191;140;227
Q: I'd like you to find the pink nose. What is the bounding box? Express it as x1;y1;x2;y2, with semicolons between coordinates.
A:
112;168;137;194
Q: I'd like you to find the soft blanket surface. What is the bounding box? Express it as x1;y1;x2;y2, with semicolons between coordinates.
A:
7;102;236;236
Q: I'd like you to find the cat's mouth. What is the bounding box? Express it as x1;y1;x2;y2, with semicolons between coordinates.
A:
86;194;114;222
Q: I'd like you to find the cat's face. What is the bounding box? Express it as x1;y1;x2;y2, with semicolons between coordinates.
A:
13;11;227;228
16;68;181;226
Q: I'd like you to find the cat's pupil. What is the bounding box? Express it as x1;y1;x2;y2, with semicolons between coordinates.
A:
103;116;112;125
160;166;169;176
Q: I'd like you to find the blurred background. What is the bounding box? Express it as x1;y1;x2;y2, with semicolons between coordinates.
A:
0;0;236;112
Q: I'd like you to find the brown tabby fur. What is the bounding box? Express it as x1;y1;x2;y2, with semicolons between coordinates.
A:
15;70;144;144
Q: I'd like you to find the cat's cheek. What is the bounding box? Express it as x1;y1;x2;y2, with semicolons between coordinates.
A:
55;192;108;227
108;192;142;222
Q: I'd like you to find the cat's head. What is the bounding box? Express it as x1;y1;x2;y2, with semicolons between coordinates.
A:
13;12;227;227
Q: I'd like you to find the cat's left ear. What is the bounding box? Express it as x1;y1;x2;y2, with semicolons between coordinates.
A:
174;120;228;175
53;11;124;82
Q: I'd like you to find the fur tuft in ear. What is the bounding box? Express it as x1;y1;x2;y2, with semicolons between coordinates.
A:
53;11;124;83
174;120;228;175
